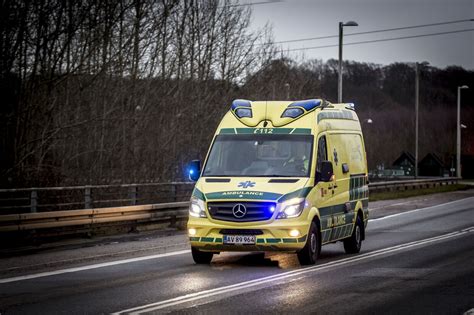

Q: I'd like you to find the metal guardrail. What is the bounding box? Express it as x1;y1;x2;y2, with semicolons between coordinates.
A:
369;177;460;192
0;182;194;214
0;178;460;234
0;202;189;232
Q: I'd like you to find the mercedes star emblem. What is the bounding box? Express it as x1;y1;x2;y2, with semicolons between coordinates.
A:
232;203;247;218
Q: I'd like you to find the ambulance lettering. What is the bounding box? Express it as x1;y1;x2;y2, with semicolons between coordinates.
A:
222;191;263;196
327;214;346;228
253;128;273;134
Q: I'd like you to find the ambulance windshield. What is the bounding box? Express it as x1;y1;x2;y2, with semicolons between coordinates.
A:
202;134;313;177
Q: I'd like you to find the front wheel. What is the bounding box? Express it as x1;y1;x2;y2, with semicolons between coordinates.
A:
344;216;363;254
191;246;213;264
297;222;320;265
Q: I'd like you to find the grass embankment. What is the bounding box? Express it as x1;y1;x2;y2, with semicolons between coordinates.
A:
369;184;473;202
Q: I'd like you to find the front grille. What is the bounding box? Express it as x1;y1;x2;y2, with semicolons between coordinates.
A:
219;229;264;235
207;202;275;222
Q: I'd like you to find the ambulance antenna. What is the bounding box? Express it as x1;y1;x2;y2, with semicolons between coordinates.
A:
263;100;268;127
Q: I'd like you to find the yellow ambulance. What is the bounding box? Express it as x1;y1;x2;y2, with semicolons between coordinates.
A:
187;99;368;265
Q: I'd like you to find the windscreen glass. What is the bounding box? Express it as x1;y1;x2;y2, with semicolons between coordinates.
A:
202;135;313;177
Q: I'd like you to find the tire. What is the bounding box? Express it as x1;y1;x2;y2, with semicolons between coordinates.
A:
297;222;320;265
344;216;363;254
191;246;214;264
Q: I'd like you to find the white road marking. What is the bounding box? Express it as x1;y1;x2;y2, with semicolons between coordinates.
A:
0;250;190;284
113;226;474;314
369;197;474;222
2;242;190;273
369;199;424;211
1;197;472;285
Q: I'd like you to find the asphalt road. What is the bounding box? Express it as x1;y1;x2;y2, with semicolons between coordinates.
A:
1;196;473;314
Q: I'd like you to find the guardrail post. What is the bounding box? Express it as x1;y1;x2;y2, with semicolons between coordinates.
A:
85;187;92;209
30;190;37;213
170;214;177;228
171;184;177;202
129;185;137;205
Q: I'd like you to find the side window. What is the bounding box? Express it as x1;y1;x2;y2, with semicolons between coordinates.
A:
316;135;328;182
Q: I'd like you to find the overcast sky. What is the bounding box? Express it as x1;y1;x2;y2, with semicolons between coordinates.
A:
248;0;473;69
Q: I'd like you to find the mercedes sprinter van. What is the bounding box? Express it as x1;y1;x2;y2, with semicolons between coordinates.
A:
187;99;368;265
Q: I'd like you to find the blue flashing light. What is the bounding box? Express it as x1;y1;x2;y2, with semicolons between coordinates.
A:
281;108;304;118
188;159;201;182
346;103;355;110
231;99;252;110
288;99;321;111
235;108;252;118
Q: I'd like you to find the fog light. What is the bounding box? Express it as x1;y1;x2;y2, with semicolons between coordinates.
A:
188;228;197;236
289;229;300;237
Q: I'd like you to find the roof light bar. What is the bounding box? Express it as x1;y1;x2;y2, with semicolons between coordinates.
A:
282;108;304;118
288;99;322;111
235;108;252;118
231;99;251;110
231;99;253;118
281;99;322;119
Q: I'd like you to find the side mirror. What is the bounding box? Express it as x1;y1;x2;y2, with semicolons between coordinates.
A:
320;161;334;182
188;159;201;182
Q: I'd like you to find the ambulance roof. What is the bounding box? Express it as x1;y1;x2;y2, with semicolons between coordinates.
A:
222;99;358;129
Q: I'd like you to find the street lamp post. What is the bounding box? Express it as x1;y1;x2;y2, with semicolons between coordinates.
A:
457;85;469;178
338;21;358;103
415;63;419;179
284;83;290;100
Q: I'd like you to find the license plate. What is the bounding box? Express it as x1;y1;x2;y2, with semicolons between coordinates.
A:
223;235;256;245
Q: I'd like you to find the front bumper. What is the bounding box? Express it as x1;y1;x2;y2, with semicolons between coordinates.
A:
188;216;309;252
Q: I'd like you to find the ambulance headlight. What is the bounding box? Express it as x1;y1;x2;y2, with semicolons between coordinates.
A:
235;108;252;118
277;198;306;219
189;197;207;218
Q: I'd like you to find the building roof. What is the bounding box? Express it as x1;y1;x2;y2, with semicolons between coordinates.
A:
419;153;444;167
392;151;415;167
